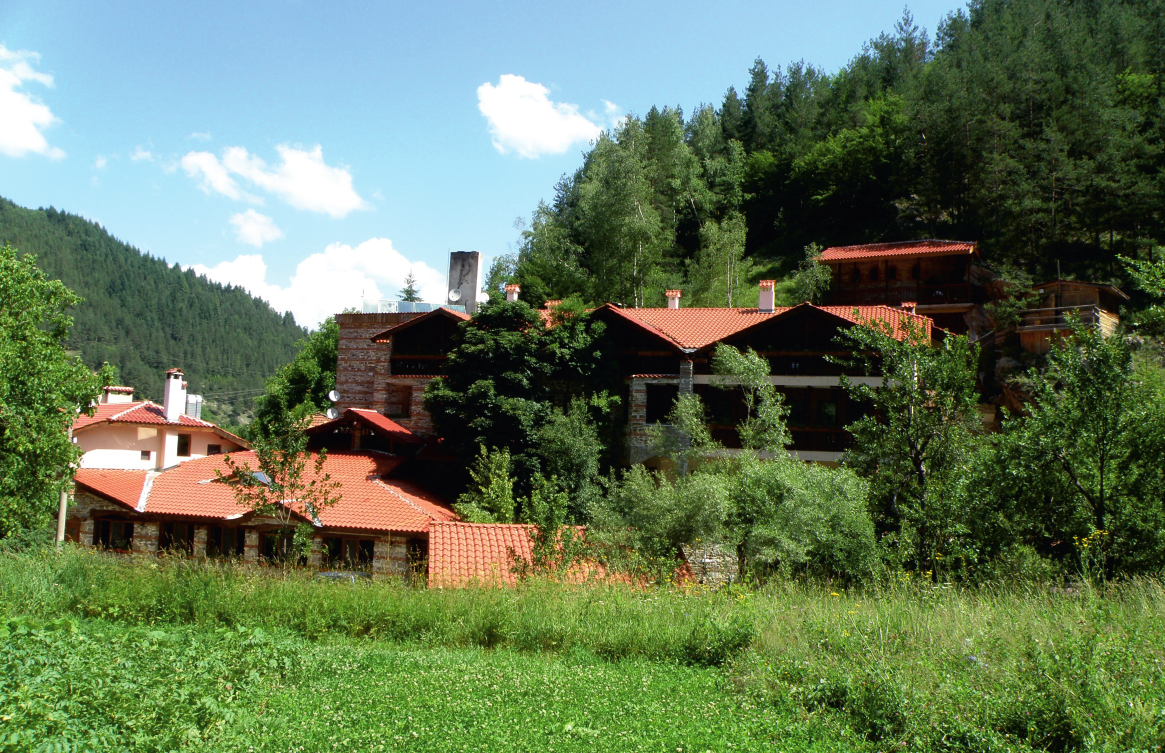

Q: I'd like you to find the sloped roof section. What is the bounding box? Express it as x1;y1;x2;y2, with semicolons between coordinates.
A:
370;307;471;343
597;305;791;350
820;240;977;263
142;450;453;532
305;408;424;445
428;522;535;587
74;469;149;510
73;401;250;448
597;303;932;352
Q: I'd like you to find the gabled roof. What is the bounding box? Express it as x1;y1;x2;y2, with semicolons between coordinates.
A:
1033;279;1130;301
73;401;250;448
427;522;536;587
74;469;149;511
142;450;456;532
594;302;932;352
370;307;471;343
820;240;977;263
305;408;424;445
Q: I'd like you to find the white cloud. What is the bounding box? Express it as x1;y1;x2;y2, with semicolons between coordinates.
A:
180;151;254;201
130;145;154;162
477;75;604;158
0;45;65;159
230;210;283;248
188;238;445;328
178;144;365;217
93;155;107;169
189;131;211;141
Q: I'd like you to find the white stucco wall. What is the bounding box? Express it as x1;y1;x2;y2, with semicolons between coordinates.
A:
79;424;243;470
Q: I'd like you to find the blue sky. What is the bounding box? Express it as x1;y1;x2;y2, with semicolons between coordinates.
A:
0;0;966;328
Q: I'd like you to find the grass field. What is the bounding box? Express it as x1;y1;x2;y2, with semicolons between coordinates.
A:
2;547;1164;751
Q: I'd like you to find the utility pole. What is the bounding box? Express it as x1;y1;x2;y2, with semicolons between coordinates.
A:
56;412;78;545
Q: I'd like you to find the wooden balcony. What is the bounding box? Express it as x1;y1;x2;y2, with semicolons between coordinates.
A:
828;283;979;307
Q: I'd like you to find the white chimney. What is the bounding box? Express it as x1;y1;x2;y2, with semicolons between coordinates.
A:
505;284;520;302
665;289;681;310
758;280;776;313
163;368;187;422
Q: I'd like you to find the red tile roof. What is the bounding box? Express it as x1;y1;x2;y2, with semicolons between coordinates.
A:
370;307;471;343
73;401;250;448
143;450;455;532
103;385;135;394
74;469;149;511
305;408;424;445
820;240;977;263
596;302;931;351
428;522;536;586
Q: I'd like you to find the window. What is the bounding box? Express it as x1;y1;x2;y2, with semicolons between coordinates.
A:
385;385;412;418
95;520;134;550
176;433;192;457
140;450;151;461
160;522;193;553
206;444;222;456
887;265;898;281
870;266;879;282
910;262;920;281
852;265;861;283
262;532;295;562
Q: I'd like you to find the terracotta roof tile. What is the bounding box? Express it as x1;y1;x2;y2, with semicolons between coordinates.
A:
103;385;135;393
142;450;454;532
428;522;536;587
73;400;250;448
305;408;424;445
598;302;931;351
74;469;148;510
820;240;976;262
75;401;147;430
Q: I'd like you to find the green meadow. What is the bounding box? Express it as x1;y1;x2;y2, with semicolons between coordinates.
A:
2;548;1163;752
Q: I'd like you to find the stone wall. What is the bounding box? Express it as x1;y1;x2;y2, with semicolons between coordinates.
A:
335;313;419;412
372;533;412;582
385;376;436;435
679;543;738;587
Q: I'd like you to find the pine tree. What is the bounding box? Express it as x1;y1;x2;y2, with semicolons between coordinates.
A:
399;270;421;302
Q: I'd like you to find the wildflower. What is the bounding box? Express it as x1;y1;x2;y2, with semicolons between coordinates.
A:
830;592;840;597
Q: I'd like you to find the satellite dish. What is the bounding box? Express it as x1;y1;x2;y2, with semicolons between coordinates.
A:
326;389;341;403
479;292;490;303
325;407;339;420
448;288;462;302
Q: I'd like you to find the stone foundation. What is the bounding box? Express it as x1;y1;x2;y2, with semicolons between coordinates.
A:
679;543;738;587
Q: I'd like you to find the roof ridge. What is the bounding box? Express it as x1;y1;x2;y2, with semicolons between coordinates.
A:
373;477;435;518
108;401;148;421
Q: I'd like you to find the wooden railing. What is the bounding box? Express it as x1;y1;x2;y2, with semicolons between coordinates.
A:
1016;305;1117;336
828;283;978;306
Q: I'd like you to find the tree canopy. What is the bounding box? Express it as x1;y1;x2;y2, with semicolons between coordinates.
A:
0;244;112;536
501;1;1165;307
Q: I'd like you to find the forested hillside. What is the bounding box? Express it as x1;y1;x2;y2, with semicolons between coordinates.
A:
506;0;1165;308
0;198;306;422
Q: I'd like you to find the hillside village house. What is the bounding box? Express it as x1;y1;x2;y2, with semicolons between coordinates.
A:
337;279;933;465
75;368;248;470
68;241;1129;580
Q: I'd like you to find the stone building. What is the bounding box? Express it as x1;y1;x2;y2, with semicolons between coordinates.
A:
67;408;455;580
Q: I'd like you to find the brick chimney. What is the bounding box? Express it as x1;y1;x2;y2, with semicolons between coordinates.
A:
758;280;776;313
665;289;681;310
505;284;520;302
163;368;187;422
